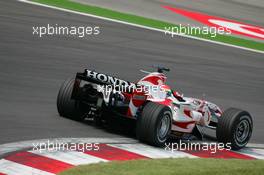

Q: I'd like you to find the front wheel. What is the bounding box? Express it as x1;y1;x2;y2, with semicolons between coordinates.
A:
136;102;172;147
216;108;253;150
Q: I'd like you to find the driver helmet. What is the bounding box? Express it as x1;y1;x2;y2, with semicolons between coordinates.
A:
160;84;172;97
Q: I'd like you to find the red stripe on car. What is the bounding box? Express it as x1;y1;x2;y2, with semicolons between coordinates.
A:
184;109;192;118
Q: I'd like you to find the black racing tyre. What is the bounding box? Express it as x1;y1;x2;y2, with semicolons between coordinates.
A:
136;102;172;147
216;108;253;150
57;78;85;121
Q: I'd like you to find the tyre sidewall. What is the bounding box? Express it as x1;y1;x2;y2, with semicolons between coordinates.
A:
232;113;253;149
153;107;172;146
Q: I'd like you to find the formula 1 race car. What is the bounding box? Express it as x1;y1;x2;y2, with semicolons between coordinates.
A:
57;67;253;150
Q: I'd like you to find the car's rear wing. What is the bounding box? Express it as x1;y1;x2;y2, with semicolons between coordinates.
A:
72;69;137;100
75;69;134;86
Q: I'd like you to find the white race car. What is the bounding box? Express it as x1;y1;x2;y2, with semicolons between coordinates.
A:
57;67;253;150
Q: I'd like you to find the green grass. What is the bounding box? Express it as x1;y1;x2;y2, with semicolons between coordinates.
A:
59;158;264;175
32;0;264;52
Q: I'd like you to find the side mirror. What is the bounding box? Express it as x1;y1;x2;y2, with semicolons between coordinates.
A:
173;91;181;97
173;91;185;102
155;66;170;73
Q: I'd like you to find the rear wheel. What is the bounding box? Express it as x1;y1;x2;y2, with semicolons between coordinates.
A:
57;78;85;121
136;102;172;147
216;108;253;150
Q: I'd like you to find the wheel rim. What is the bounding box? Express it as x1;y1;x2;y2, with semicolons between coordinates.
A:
157;112;170;142
235;118;250;144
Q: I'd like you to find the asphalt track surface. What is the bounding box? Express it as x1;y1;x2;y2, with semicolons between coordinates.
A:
0;0;263;144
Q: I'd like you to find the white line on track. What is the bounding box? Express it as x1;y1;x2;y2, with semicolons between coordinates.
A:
235;148;264;160
17;0;264;54
0;159;54;175
30;149;108;165
109;143;197;158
